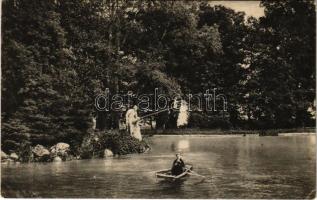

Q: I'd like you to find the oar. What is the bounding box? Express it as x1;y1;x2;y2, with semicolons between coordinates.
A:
187;170;206;179
184;167;210;181
188;170;214;184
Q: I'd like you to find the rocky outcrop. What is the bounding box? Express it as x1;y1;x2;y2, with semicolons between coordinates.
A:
2;142;74;163
32;145;50;162
50;143;70;161
2;130;150;163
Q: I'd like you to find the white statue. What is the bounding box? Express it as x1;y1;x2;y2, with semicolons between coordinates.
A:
125;105;142;141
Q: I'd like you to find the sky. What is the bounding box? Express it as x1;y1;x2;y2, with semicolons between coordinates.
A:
208;1;265;18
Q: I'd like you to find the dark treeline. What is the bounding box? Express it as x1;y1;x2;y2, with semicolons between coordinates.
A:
2;0;315;150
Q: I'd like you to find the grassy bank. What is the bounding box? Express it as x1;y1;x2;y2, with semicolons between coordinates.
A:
142;127;315;135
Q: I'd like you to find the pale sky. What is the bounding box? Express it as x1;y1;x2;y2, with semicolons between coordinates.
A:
209;1;265;18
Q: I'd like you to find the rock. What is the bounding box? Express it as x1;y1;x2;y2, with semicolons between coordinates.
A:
32;145;50;162
56;143;70;151
53;156;62;162
1;151;8;160
50;143;70;155
50;143;70;161
9;153;19;161
32;145;50;157
104;149;113;158
1;151;10;163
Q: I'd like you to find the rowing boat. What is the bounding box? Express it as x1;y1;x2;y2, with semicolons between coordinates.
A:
155;165;193;180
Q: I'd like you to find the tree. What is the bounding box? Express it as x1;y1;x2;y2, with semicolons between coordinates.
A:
244;0;315;128
2;0;92;151
195;3;248;128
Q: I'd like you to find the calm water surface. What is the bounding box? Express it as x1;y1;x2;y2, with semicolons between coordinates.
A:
2;134;316;198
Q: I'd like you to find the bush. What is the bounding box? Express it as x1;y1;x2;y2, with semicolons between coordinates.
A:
18;140;33;162
79;129;149;159
2;139;20;152
188;112;232;129
101;131;148;155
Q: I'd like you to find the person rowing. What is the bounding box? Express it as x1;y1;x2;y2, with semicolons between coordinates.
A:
171;153;206;178
156;153;207;181
171;152;186;176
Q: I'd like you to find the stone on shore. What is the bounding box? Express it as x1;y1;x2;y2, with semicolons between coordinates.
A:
1;151;8;160
104;149;114;158
56;143;70;151
32;145;50;162
53;156;62;162
50;143;70;155
9;153;19;161
50;143;70;161
32;145;50;157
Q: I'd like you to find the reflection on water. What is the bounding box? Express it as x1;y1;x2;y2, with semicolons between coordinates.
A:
170;139;190;153
177;140;190;152
2;134;316;198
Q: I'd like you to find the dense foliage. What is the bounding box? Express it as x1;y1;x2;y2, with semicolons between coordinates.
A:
79;130;148;158
2;0;315;151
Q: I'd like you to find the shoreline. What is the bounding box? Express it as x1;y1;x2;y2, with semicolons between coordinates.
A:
149;132;315;137
142;128;315;136
2;128;314;164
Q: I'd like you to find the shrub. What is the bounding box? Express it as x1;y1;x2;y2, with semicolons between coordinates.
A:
79;129;149;159
188;112;232;129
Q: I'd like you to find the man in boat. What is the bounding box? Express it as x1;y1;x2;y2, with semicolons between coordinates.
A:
125;105;142;141
171;153;185;176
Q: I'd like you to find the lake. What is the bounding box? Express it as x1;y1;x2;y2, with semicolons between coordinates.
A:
1;134;316;198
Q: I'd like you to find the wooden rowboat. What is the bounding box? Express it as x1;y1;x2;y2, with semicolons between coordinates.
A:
155;165;193;180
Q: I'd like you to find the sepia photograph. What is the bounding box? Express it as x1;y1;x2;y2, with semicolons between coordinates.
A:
1;0;316;198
